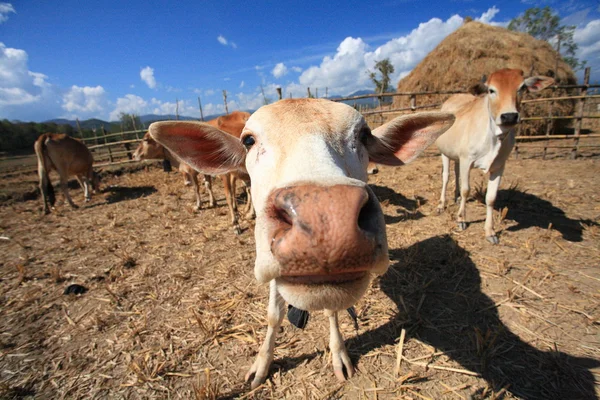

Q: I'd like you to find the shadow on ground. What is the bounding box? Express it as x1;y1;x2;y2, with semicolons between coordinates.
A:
347;235;599;399
496;188;598;242
370;184;427;224
102;185;157;204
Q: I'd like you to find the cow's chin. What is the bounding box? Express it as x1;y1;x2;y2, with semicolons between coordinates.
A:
275;273;373;311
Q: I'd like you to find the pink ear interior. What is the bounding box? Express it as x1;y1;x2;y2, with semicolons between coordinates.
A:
525;76;555;92
149;121;246;175
369;113;455;166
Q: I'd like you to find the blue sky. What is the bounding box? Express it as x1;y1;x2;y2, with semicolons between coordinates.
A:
1;0;599;122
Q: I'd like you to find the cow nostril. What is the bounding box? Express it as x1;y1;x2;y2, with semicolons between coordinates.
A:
357;192;379;235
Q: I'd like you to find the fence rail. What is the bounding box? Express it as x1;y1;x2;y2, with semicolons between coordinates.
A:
2;69;599;178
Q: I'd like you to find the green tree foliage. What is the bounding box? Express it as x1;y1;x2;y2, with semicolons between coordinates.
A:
368;59;395;102
0;120;96;154
508;6;586;71
118;112;142;132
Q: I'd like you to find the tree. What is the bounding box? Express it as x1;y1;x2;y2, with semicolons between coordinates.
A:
508;6;585;71
368;59;395;102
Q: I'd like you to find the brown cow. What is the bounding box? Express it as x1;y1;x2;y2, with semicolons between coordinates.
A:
148;99;454;387
34;133;100;214
436;69;554;244
134;111;253;233
134;132;216;210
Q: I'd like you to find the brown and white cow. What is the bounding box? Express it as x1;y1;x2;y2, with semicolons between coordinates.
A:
148;99;454;387
134;111;253;233
436;69;554;244
34;133;100;214
134;132;216;210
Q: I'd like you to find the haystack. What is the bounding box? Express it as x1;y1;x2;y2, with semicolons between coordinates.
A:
394;21;577;135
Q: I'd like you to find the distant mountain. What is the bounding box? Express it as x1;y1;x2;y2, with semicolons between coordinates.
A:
44;118;113;130
327;89;394;108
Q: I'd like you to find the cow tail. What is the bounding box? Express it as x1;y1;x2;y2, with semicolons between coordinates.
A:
34;135;56;206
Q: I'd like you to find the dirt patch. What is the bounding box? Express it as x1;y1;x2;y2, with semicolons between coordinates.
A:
0;157;598;399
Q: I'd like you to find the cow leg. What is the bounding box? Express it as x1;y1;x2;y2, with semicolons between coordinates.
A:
325;309;354;381
454;159;461;203
203;175;216;207
77;175;91;202
437;154;450;213
38;169;51;214
182;171;192;186
190;172;202;211
60;175;78;209
222;174;241;234
485;167;504;244
245;280;285;389
456;159;471;231
243;181;255;220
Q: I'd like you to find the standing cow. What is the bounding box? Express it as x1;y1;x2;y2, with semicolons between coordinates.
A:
148;99;454;387
34;133;100;214
135;111;253;233
436;69;554;244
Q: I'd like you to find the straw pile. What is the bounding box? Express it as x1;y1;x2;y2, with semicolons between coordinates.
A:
394;21;578;136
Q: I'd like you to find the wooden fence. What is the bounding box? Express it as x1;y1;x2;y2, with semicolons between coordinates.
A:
2;68;599;178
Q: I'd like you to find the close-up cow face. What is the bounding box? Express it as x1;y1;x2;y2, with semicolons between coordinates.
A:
149;98;454;312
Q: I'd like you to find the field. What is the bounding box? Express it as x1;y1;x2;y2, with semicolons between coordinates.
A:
0;153;599;399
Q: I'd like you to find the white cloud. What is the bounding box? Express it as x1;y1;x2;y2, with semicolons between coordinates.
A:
272;63;288;78
291;66;303;73
140;66;156;89
217;35;237;49
573;19;600;79
0;42;61;119
62;85;108;118
0;3;15;24
109;94;148;120
240;80;245;88
285;8;497;96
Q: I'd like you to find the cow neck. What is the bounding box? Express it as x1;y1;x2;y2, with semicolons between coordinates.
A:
162;147;181;168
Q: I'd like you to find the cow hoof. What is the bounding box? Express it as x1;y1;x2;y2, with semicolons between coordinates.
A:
457;222;467;231
70;204;79;209
332;349;355;382
436;206;445;214
234;226;242;235
85;198;91;202
486;235;499;245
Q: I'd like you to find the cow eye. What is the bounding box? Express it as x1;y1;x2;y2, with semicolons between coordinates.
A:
359;127;372;146
242;135;256;149
488;88;497;95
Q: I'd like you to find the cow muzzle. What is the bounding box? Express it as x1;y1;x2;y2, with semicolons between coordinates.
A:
267;184;388;285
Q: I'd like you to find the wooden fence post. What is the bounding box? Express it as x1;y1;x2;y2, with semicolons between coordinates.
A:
409;94;416;111
542;100;553;159
222;90;229;114
276;87;282;100
307;87;312;98
175;98;179;120
75;118;84;139
198;97;205;121
102;125;113;163
571;67;590;159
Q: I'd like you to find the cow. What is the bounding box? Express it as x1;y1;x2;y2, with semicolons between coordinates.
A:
134;132;216;210
34;133;100;214
134;111;253;233
148;98;454;388
435;69;554;244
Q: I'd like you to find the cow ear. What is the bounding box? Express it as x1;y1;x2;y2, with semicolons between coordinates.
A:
469;82;488;96
149;121;246;175
523;76;554;92
367;112;455;166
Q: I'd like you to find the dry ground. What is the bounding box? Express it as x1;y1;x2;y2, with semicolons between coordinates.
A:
0;154;599;399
